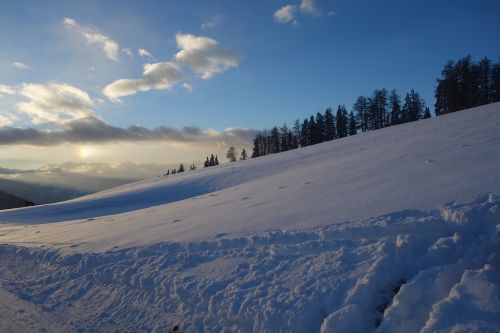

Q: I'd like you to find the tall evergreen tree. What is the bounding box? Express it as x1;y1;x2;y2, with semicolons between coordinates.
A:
280;123;290;152
353;96;370;132
476;57;492;105
204;157;210;168
178;163;185;173
492;60;500;103
324;108;336;140
308;116;318;145
336;105;348;138
270;127;280;154
300;118;310;147
251;135;261;158
209;154;215;166
348;111;357;136
292;119;302;148
389;89;401;126
214;155;219;165
315;112;326;143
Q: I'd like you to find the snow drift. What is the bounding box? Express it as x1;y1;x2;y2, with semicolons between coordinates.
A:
0;103;499;332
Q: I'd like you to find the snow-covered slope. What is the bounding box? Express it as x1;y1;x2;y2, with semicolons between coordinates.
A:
0;103;499;332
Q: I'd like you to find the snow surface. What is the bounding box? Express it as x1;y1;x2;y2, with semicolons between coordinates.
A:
0;103;499;332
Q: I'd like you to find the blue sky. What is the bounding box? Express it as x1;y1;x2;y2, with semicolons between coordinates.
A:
0;0;499;169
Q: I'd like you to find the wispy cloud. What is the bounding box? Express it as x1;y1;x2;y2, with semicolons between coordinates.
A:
63;17;119;61
182;82;193;92
174;33;241;79
201;14;223;29
0;116;257;146
103;62;184;102
138;48;155;60
274;5;297;24
121;48;134;57
16;83;96;125
12;62;29;70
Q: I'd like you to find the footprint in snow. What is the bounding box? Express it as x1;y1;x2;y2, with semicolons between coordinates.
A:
241;197;250;201
172;219;182;223
304;181;311;185
35;231;41;234
424;159;435;164
278;186;288;190
69;244;79;248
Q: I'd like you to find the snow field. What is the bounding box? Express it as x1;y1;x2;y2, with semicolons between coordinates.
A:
0;195;498;332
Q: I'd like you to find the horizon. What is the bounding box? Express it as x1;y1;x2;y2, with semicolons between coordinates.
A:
1;0;500;174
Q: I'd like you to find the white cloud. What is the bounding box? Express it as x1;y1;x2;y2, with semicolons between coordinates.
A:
0;84;16;96
12;62;29;70
63;17;119;61
16;83;95;125
182;83;193;92
300;0;320;16
121;48;134;57
201;14;223;29
138;48;155;60
174;33;241;79
103;33;240;101
274;5;297;24
103;62;184;102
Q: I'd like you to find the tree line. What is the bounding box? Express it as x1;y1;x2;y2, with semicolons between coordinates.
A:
164;54;498;174
435;55;500;115
251;88;430;158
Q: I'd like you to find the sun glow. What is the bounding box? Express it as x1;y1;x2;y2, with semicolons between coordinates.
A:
78;146;94;159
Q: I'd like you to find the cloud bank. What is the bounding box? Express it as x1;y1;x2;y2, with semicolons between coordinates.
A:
0;116;257;146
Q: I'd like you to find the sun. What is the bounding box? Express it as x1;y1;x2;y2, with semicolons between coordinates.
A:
78;146;94;159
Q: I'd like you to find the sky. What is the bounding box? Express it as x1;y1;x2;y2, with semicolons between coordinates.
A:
1;0;499;174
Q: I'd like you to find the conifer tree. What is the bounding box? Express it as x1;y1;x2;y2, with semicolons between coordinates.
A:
336;105;348;138
324;108;336;140
240;148;248;160
215;155;219;165
353;96;370;132
204;157;210;168
178;163;185;173
251;135;261;158
292;119;301;148
315;112;326;143
226;146;237;162
210;154;215;166
389;90;401;126
348;111;357;136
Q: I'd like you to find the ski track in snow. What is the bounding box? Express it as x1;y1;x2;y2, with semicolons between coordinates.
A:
0;195;499;332
0;103;500;332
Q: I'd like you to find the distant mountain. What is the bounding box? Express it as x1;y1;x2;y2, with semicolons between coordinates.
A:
0;190;35;210
0;177;86;204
